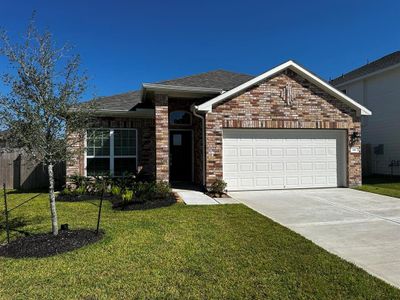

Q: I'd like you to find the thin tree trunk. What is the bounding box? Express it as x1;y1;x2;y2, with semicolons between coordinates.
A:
48;163;58;235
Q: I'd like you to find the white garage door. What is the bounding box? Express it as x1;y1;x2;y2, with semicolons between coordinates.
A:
223;129;347;191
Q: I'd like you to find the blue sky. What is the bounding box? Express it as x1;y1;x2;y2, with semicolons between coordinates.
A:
0;0;399;100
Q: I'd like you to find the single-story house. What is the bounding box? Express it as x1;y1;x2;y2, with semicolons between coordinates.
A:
331;51;400;176
67;60;371;191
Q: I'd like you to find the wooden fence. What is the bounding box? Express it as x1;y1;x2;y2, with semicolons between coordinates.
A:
0;149;65;190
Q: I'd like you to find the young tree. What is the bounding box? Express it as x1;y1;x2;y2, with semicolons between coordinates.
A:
0;18;95;235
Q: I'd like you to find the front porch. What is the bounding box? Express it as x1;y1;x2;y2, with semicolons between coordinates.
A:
153;94;207;187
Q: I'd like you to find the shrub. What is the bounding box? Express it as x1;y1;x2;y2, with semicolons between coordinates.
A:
121;189;134;203
68;174;88;189
153;181;172;198
60;188;72;196
110;185;122;197
209;179;227;195
75;186;86;195
134;181;172;202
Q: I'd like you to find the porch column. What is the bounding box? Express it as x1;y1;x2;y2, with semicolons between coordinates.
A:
154;94;169;182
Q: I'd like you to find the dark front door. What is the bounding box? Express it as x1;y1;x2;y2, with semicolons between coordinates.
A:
170;130;192;182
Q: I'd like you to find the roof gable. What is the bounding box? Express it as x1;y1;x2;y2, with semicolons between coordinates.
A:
196;60;371;116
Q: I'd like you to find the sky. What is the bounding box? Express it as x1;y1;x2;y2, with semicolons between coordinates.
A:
0;0;399;100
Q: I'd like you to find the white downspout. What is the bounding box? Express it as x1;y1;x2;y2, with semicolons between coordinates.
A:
191;105;206;188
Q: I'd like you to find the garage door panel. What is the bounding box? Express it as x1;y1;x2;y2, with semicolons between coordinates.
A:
255;163;269;171
255;148;269;157
255;177;269;187
223;129;346;191
224;163;238;172
240;163;253;171
224;147;238;157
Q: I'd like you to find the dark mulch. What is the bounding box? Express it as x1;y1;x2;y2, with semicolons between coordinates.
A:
113;197;177;211
0;229;103;258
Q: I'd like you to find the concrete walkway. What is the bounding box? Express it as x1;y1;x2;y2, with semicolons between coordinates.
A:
174;188;219;205
230;188;400;288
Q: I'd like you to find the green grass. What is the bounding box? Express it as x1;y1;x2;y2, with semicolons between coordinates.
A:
1;192;399;299
355;177;400;198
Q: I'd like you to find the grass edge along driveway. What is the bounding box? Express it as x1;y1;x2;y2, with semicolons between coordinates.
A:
355;177;400;199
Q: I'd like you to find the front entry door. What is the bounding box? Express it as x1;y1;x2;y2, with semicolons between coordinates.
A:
170;130;192;182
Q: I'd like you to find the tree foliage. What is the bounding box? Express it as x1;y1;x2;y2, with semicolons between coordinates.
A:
0;16;96;234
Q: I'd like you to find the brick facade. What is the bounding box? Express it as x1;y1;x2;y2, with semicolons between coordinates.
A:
154;94;169;182
205;70;362;188
67;69;362;189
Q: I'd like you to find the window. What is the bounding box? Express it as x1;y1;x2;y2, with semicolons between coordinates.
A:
86;129;137;176
341;89;347;94
169;111;191;125
86;129;110;176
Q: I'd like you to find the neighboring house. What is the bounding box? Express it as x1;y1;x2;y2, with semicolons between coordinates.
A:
331;51;400;176
67;60;371;191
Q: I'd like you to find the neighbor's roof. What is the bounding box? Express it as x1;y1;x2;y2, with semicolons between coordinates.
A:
197;60;372;116
331;51;400;86
93;70;254;111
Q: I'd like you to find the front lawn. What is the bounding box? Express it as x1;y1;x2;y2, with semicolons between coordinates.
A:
1;192;399;299
355;177;400;198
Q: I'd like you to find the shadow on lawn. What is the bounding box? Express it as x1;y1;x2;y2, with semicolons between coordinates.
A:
0;216;46;238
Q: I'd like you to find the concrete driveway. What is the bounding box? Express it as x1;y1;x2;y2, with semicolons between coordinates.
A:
229;188;400;288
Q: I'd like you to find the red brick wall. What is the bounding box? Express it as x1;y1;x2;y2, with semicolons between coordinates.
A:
155;94;169;182
205;70;362;188
66;117;155;179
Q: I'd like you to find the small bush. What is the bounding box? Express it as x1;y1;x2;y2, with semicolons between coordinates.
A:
209;179;227;195
68;174;88;189
110;185;122;197
60;188;72;196
121;189;134;203
134;181;172;203
153;181;172;198
75;186;86;195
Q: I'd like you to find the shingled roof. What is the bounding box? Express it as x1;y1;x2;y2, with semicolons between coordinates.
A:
93;69;254;111
331;51;400;86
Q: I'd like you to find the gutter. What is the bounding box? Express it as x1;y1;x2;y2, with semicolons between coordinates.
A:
191;104;206;188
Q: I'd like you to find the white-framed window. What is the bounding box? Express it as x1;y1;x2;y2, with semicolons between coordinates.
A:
169;111;192;125
86;128;137;176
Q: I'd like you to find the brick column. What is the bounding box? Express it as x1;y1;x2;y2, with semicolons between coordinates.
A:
154;94;169;182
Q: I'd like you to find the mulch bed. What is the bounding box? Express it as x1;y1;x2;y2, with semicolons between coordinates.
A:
0;229;103;258
112;195;179;211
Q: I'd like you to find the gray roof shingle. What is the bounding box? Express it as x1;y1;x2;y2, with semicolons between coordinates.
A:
93;69;254;111
93;90;142;111
331;51;400;86
157;69;254;91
